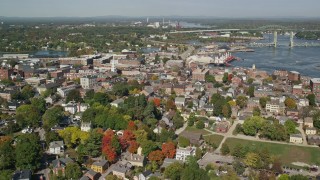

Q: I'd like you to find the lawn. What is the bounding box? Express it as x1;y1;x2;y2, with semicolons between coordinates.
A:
223;137;320;165
184;126;211;135
204;134;224;147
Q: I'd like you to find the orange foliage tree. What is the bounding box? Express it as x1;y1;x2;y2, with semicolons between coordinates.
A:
127;121;137;131
128;141;139;154
161;142;176;158
153;98;161;107
148;150;165;162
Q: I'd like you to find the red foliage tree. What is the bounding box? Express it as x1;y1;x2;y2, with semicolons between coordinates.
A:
153;98;161;107
102;129;114;148
128;141;139;154
161;142;176;159
122;130;135;142
127;121;137;131
148;150;165;162
102;146;117;162
228;74;233;82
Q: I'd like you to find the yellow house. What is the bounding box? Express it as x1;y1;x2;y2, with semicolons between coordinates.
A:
91;160;108;173
306;127;317;135
290;134;303;144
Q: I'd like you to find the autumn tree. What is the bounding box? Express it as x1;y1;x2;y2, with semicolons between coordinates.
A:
58;127;89;148
128;141;139;154
284;97;297;109
244;152;260;169
162;142;176;158
148;150;164;162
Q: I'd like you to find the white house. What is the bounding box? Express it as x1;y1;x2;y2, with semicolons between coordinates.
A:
175;147;196;162
49;141;64;155
175;97;186;108
81;122;92;132
80;75;97;89
110;99;124;108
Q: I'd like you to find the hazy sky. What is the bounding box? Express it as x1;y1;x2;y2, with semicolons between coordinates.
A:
1;0;320;18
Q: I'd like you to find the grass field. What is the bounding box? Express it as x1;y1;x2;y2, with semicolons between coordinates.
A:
223;137;320;165
183;126;211;135
204;134;224;147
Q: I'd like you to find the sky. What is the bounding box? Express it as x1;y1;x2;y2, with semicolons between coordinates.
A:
1;0;320;18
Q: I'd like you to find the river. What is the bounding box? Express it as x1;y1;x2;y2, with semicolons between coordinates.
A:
232;34;320;78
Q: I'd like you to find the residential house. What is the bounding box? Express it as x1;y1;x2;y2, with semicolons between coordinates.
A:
265;99;285;115
304;117;314;128
173;84;185;96
194;81;204;92
91;160;108;173
57;84;80;98
192;68;209;81
112;163;131;179
49;141;64;155
52;157;74;175
80;170;100;180
81;122;92;132
286;109;299;117
122;151;146;167
289;134;303;144
306;127;317;135
110;99;124;108
175;147;196;162
12;170;32;180
307;135;320;146
80;75;97;89
179;131;203;146
203;104;214;115
175;97;186;108
138;170;153;180
216;121;230;133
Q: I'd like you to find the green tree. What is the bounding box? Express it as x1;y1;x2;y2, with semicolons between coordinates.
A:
66;89;82;103
21;85;35;100
0;140;15;170
247;78;254;84
253;107;261;116
42;106;64;130
0;170;13;180
164;162;184;180
65;162;82;179
188;113;196;126
30;97;46;114
205;74;216;83
178;136;190;148
290;174;309;180
16;104;41;128
15;134;41;171
82;129;103;157
196;120;205;129
248;85;255;97
45;131;60;145
141;140;158;156
236;96;248;108
221;143;230;155
284;120;296;135
259;97;270;108
93;92;110;105
278;174;289;180
181;157;209;180
242;116;265;136
232;160;245;175
222;104;232;118
172;112;184;129
306;94;316;106
222;73;228;83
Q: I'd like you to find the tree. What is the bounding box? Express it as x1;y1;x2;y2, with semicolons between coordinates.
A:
259;97;270;108
58;127;89;148
232;160;245;175
248;85;255;97
196;120;205;129
172;112;184;129
236;96;248;108
313;111;320;129
178;136;190;148
21;85;35;100
82;129;103;157
253;107;261;116
290;174;309;180
205;74;216;83
181;157;209;180
307;94;316;106
232;144;248;158
0;140;15;170
247;78;254;84
105;175;122;180
195;147;202;160
284;97;296;109
15;134;41;171
221;144;230;155
128;141;139;154
222;104;231;118
93;92;110;105
271;158;283;174
141;140;158;156
30;97;46;114
16;104;41;128
284;120;296;135
244;152;260;169
222;73;228;83
66;89;82;103
148;150;164;162
162;142;176;158
278;174;289;180
42;105;64;130
65;162;82;179
242;116;265;136
45;131;60;145
164;162;184;180
188;113;196;126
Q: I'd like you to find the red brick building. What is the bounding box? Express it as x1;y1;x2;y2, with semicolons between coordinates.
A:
0;68;13;80
288;71;301;82
310;78;320;97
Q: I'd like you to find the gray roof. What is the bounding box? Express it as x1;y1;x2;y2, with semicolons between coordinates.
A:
161;158;183;168
52;157;73;168
49;141;64;148
12;170;32;180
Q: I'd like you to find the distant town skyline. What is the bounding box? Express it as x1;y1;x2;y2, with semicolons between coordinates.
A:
1;0;320;18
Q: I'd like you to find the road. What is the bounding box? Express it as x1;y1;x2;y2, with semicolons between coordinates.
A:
297;124;308;146
175;114;189;135
179;45;195;60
